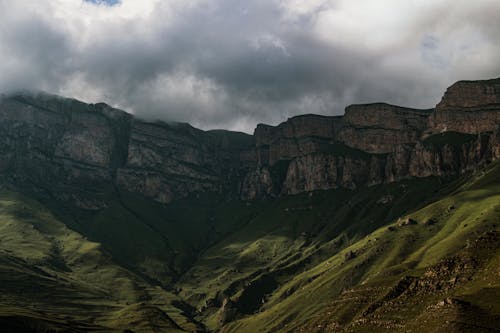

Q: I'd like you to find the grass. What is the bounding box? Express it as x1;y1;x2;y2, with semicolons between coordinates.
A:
0;160;498;332
0;190;200;332
172;176;464;331
219;161;500;332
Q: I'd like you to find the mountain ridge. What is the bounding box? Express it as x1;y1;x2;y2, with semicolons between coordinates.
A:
1;78;499;208
0;78;499;332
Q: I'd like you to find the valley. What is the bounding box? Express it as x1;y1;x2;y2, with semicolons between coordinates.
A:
0;78;499;332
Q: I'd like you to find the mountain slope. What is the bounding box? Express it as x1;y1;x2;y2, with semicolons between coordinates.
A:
2;156;496;332
0;189;202;332
219;161;500;333
0;78;499;332
0;158;499;331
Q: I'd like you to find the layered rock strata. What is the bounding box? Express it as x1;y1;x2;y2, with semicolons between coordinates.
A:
428;78;500;134
0;78;499;207
0;93;254;208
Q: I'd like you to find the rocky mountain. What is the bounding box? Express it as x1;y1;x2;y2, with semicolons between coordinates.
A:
1;78;499;208
0;93;254;208
245;78;500;199
0;78;499;333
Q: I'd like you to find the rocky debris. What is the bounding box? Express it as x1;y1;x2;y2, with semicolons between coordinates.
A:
424;218;437;226
435;297;470;307
198;297;222;313
218;298;238;326
376;195;394;204
398;218;417;226
292;232;499;333
344;251;357;261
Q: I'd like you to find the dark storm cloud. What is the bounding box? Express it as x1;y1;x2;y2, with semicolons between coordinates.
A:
0;4;73;93
0;0;499;132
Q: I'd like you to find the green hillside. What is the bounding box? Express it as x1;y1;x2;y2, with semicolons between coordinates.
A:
0;161;498;332
220;161;500;332
0;190;200;332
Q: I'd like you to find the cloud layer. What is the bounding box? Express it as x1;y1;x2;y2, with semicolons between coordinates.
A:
1;0;499;132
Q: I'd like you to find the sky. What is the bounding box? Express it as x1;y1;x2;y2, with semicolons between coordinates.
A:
0;0;499;132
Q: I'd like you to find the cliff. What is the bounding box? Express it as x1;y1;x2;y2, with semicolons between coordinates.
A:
244;78;500;199
429;78;500;134
0;93;254;208
0;77;499;207
339;103;432;153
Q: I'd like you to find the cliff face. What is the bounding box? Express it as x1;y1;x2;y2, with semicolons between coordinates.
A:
116;121;254;204
0;93;131;209
429;78;500;134
0;78;499;207
0;93;254;208
246;78;500;199
254;115;341;165
278;133;498;196
338;103;432;153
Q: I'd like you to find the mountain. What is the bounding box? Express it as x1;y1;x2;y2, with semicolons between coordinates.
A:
0;78;498;332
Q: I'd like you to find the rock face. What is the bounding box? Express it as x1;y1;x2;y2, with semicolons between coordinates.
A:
0;93;132;209
254;115;341;166
339;103;432;153
116;121;254;204
0;77;499;207
429;78;500;134
0;93;254;208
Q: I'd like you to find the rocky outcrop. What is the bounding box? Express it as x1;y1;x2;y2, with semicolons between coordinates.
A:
240;167;274;200
0;93;132;209
115;123;255;203
245;78;500;198
436;78;500;110
278;130;498;196
255;114;340;146
254;115;341;165
338;103;432;153
282;153;382;194
429;78;500;134
0;77;499;207
0;92;254;208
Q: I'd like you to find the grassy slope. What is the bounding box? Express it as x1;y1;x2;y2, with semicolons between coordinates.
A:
0;173;463;332
60;191;258;285
0;162;498;332
220;161;500;333
174;176;463;331
0;190;199;332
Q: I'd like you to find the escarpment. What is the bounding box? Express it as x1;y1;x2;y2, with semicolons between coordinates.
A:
1;78;499;207
0;93;255;208
245;78;500;199
428;78;500;134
